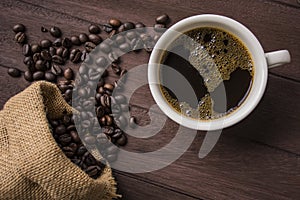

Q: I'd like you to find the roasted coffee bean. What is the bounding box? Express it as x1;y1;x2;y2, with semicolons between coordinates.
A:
23;56;33;66
59;134;72;146
62;146;75;158
102;126;114;136
104;83;114;91
154;23;166;32
101;23;113;33
111;63;121;75
135;22;145;32
85;166;98;177
45;71;56;82
109;29;117;38
120;103;129;112
99;42;111;53
35;60;46;71
71;35;81;45
120;69;127;77
153;34;161;42
78;64;88;75
70;130;80;143
85;41;96;52
123;22;135;30
117;134;127;146
112;128;123;139
130;38;143;51
67;124;76;131
69;143;78;153
24;71;33;82
70;49;82;63
106;145;118;154
71;159;82;166
88;24;101;34
52;55;64;64
55;124;67;135
96;106;105;118
77;88;87;97
41;50;52;61
100;94;111;107
95;56;107;67
77;145;87;156
108;52;119;63
31;44;41;53
8;68;21;77
22;44;31;56
61;48;69;59
129;116;137;128
64;68;74;80
115;115;127;128
96;133;108;145
40;39;52;48
49;47;56;56
109;18;122;28
33;71;44;80
82;120;91;129
81;50;89;62
50;26;62;38
88;34;102;45
53;38;62;47
97;86;105;94
13;24;25;33
79;33;89;43
62;37;72;48
119;42;130;52
105;115;113;126
41;26;48;32
126;31;137;40
115;35;126;45
88;69;101;81
14;32;26;44
51;64;62;75
155;14;170;25
85;154;97;166
84;135;96;144
32;53;41;63
56;47;64;57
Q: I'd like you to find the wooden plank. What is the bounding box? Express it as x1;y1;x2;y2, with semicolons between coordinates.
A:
114;172;199;200
119;123;300;200
0;66;30;109
20;0;300;81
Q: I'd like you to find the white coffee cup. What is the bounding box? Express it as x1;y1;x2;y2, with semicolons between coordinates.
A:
148;14;291;131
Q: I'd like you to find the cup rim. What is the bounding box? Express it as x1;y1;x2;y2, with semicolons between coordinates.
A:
148;14;268;130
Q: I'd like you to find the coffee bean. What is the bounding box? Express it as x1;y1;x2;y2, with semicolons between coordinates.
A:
111;63;121;75
32;53;41;63
79;33;89;43
33;71;44;80
78;88;87;97
119;43;130;52
153;34;161;42
35;60;46;71
81;50;90;62
109;29;117;38
154;23;166;32
13;24;25;33
115;35;126;45
106;145;118;154
8;68;21;77
53;38;62;47
105;115;113;126
77;145;87;156
85;166;98;177
101;23;113;33
41;50;52;61
40;39;52;48
84;135;96;144
22;44;31;56
117;134;127;146
50;26;62;38
114;95;126;104
51;64;62;75
14;32;26;44
95;56;107;67
99;42;111;53
89;24;101;34
123;22;135;30
62;146;75;158
31;44;41;53
108;52;119;63
135;22;145;32
62;37;72;48
102;126;114;136
41;26;48;32
126;31;137;40
52;55;64;64
69;143;78;153
24;71;33;82
49;47;56;56
23;56;33;65
120;69;127;77
56;47;64;57
64;68;74;80
61;48;70;59
104;83;114;91
71;35;81;45
45;72;56;82
85;41;96;52
115;115;127;128
129;116;137;128
70;130;80;143
96;133;108;145
88;69;101;81
88;34;102;45
109;18;122;28
55;124;67;135
70;49;82;63
130;38;143;51
106;154;117;162
156;14;170;25
112;128;122;139
59;134;72;146
120;104;129;112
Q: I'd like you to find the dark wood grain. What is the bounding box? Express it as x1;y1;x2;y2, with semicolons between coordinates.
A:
20;0;300;81
0;0;299;200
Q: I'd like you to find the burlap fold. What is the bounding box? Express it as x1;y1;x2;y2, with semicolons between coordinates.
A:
0;81;119;200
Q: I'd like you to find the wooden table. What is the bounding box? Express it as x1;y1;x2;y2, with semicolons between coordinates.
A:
1;0;299;199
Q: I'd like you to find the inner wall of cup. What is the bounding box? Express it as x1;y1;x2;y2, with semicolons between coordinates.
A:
150;15;268;129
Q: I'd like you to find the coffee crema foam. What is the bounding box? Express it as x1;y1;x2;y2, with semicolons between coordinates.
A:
159;27;254;120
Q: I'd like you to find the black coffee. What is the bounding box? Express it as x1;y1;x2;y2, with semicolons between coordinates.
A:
159;27;253;120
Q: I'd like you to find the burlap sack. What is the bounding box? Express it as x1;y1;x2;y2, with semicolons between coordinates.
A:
0;81;119;199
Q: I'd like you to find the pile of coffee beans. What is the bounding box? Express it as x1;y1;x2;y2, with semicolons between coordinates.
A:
9;14;171;179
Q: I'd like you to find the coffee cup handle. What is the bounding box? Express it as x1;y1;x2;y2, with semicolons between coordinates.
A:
265;50;291;69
